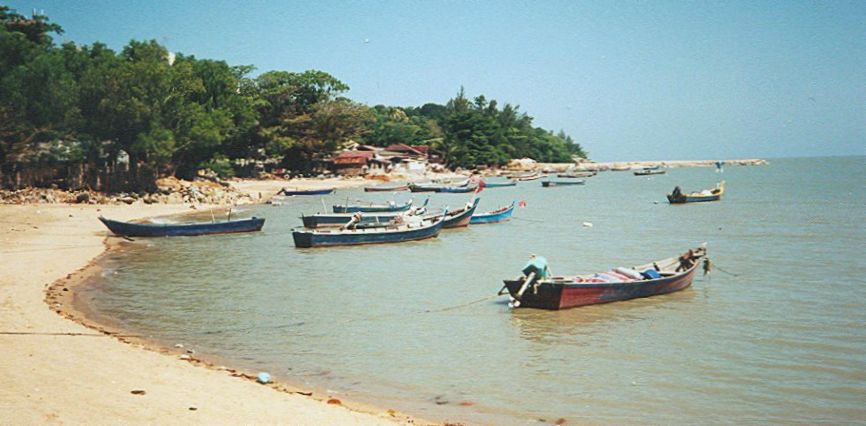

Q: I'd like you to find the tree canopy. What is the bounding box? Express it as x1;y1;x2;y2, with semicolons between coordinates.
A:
0;7;587;190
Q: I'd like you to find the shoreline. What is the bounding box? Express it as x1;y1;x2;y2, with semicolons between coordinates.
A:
0;179;429;425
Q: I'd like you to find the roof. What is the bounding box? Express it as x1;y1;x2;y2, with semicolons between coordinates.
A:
332;151;374;165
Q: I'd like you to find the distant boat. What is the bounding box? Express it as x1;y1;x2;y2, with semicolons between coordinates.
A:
542;180;585;187
437;184;477;193
483;181;517;188
408;182;443;192
440;198;480;228
98;216;264;237
303;199;429;228
470;201;515;224
333;199;413;213
510;172;542;181
364;183;409;192
279;188;335;196
292;211;446;248
634;167;666;176
557;171;596;178
667;181;725;204
500;246;707;310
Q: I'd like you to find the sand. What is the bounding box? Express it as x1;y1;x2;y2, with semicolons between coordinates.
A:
0;180;418;424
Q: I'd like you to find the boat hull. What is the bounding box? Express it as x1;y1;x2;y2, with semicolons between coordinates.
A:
441;198;480;228
470;202;515;224
483;181;517;188
667;194;721;203
542;180;585;187
332;201;412;213
503;263;699;310
98;216;265;237
364;185;409;192
301;213;403;228
634;170;666;176
280;188;335;196
292;219;443;248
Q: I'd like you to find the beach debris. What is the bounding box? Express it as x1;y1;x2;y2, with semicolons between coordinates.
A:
179;354;190;360
326;398;342;405
256;372;271;384
174;343;184;348
458;400;475;406
295;391;313;396
582;222;593;228
387;409;396;417
130;389;146;396
555;419;567;425
186;349;195;354
188;406;197;411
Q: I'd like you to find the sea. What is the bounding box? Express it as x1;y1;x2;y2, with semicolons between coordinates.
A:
80;156;866;424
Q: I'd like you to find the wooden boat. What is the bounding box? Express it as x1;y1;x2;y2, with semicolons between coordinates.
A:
470;201;515;224
292;210;447;248
667;181;725;204
98;216;264;237
279;188;335;196
483;181;517;188
542;180;585;187
408;182;443;192
437;184;477;193
440;198;480;228
333;199;413;213
634;167;666;176
364;183;409;192
302;199;429;228
500;246;707;310
509;172;542;181
557;171;596;178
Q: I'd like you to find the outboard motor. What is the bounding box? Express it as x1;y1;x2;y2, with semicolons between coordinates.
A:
509;255;549;308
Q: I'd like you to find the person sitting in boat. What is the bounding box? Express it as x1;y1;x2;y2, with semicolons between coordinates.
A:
676;249;696;272
341;212;364;230
671;186;682;198
390;214;404;226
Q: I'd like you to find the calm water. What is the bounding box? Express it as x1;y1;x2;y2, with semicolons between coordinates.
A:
82;156;866;424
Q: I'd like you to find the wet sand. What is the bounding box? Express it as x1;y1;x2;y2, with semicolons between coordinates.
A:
0;180;422;424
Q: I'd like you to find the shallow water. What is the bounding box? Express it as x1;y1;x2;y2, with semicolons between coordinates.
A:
82;156;866;424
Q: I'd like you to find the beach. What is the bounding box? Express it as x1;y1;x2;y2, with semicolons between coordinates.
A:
0;178;415;425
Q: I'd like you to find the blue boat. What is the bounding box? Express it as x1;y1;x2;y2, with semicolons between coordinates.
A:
332;199;414;213
470;201;516;224
279;188;335;196
292;210;447;248
98;216;265;237
483;181;517;188
437;184;478;193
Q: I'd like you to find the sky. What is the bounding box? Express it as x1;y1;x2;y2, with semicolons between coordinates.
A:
7;0;866;161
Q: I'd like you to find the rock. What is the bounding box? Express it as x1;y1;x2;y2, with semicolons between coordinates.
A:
256;372;271;384
76;193;90;204
179;354;190;360
174;343;184;349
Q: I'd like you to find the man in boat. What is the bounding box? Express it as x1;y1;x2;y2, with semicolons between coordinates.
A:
671;186;682;199
341;212;364;230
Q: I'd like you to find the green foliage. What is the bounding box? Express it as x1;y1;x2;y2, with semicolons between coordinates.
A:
0;8;590;190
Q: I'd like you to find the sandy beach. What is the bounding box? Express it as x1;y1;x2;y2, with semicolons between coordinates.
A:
0;178;416;425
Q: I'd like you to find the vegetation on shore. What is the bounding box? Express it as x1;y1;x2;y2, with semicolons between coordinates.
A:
0;7;586;191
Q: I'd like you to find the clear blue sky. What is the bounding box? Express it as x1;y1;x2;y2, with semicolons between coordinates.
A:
7;0;866;160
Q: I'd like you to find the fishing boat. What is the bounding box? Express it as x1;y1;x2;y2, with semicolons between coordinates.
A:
408;182;443;192
364;183;409;192
98;216;265;237
500;246;707;310
302;199;429;228
333;199;413;213
470;201;516;224
483;181;517;188
279;188;335;196
542;180;585;187
634;166;666;176
437;184;478;193
292;210;447;248
509;172;542;181
667;181;725;204
439;198;480;228
557;171;596;178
